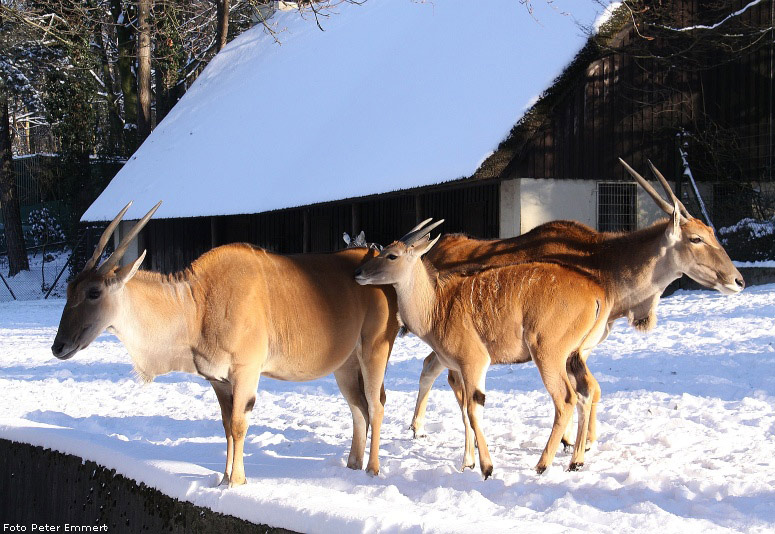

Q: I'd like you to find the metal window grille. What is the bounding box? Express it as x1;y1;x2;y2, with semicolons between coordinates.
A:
597;182;637;232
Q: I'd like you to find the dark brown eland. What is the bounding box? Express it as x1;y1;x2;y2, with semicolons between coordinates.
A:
408;160;744;460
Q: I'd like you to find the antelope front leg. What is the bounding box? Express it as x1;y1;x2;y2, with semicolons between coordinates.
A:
459;356;493;479
227;367;260;487
449;370;475;471
410;352;446;438
561;417;576;453
334;361;369;470
587;372;601;445
211;380;234;486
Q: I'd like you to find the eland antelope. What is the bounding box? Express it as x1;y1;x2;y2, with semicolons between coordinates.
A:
355;220;612;476
51;202;399;486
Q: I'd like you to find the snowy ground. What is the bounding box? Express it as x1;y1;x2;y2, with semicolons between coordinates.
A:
1;286;774;533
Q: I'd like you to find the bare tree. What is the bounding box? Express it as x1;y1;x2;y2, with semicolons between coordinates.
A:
216;0;230;52
137;0;153;142
0;88;29;276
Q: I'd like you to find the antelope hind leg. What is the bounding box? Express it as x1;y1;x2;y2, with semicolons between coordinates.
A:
358;336;393;476
533;352;577;475
334;359;370;470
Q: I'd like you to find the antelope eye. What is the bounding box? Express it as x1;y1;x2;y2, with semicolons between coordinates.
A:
386;254;398;260
87;289;102;300
689;236;702;244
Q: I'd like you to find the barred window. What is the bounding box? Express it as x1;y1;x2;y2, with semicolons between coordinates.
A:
597;182;637;232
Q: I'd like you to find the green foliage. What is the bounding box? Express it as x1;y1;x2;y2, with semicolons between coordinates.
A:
42;39;97;222
44;61;96;160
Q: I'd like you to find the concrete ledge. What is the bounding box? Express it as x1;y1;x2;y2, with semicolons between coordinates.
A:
0;438;296;534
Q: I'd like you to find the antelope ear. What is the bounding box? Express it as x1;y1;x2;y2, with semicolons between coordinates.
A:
114;250;147;286
410;233;441;257
666;198;682;241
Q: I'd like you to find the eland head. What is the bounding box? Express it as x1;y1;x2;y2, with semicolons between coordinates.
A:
51;201;161;359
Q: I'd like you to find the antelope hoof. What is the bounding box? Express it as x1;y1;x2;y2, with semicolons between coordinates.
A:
563;443;573;454
410;426;427;439
482;464;494;480
535;465;547;475
568;462;584;472
228;476;247;488
218;474;230;487
460;462;475;472
346;458;363;470
366;465;380;477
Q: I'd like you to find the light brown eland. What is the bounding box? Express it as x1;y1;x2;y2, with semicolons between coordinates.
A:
52;202;399;486
409;160;745;461
355;220;613;476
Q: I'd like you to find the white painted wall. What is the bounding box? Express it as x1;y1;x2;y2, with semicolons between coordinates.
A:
498;178;521;239
518;178;597;234
114;220;140;267
499;177;674;238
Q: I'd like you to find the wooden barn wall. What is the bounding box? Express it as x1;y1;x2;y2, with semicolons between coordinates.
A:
310;204;351;252
356;182;500;246
420;182;499;238
217;209;305;252
141;182;499;272
357;195;417;247
144;217;212;274
700;0;774;183
514;0;773;183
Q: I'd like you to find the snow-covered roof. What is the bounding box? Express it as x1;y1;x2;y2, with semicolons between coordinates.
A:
83;0;605;221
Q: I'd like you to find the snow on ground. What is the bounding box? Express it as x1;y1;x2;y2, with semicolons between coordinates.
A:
735;261;775;268
1;286;775;533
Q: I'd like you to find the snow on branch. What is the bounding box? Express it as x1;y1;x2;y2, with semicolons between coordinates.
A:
678;135;714;229
658;0;767;32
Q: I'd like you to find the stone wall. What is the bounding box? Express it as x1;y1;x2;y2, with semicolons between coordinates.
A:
0;439;295;534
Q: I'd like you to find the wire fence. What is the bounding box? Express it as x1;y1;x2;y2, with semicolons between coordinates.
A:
0;225;107;302
0;242;73;302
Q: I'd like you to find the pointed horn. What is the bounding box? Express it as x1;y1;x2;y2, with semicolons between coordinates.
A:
84;201;133;271
407;218;433;235
398;218;433;244
97;201;162;273
647;159;690;219
400;219;445;246
618;158;674;215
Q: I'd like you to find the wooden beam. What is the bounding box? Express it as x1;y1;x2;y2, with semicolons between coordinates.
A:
303;210;310;253
351;202;360;236
210;216;218;249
